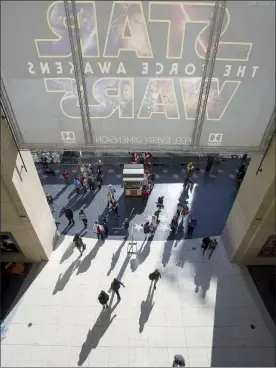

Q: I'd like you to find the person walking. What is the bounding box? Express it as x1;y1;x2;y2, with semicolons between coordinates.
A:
46;193;54;211
102;217;109;238
210;156;221;175
96;172;102;190
108;278;125;301
108;184;116;198
107;191;114;209
149;269;161;290
112;200;120;218
81;176;87;193
143;221;151;240
73;233;86;256
184;163;194;188
87;174;95;191
97;159;102;172
64;206;75;225
79;209;88;228
170;216;178;235
122;218;130;239
208;238;218;259
98;290;109;310
73;177;80;194
172;354;185;367
205;156;214;173
187;217;197;237
201;237;211;255
62;170;69;184
176;202;183;217
181;203;189;217
149;215;157;235
94;221;104;241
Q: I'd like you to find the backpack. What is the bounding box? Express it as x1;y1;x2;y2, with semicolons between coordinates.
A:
112;280;120;291
98;292;107;305
96;225;104;234
149;272;154;281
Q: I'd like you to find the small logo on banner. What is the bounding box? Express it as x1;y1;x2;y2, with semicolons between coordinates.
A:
208;133;223;146
61;131;76;144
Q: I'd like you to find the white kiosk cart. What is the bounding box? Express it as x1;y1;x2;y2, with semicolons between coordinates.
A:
123;164;144;197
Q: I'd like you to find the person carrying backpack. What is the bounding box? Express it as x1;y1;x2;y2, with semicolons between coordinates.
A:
98;290;109;310
149;269;161;290
108;278;125;300
73;233;86;256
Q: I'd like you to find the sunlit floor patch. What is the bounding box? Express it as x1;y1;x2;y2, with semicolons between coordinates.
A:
1;236;275;367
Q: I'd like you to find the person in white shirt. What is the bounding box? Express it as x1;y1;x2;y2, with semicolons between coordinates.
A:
108;184;116;198
149;215;157;234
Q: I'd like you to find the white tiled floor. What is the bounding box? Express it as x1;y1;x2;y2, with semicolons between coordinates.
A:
1;235;275;367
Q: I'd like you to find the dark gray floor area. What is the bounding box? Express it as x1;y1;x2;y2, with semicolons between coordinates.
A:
38;158;241;242
247;265;276;325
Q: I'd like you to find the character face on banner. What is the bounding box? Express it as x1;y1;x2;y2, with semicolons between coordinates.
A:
36;1;99;58
121;80;132;103
104;3;153;58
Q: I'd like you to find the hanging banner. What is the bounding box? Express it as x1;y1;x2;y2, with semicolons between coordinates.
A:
1;1;275;151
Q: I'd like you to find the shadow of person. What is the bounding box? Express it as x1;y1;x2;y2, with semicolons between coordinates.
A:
53;257;80;294
61;222;75;235
175;242;188;268
139;282;155;333
107;240;126;276
175;217;184;245
78;301;119;366
60;241;75;264
130;238;152;272
77;240;101;275
54;184;69;201
194;266;212;298
162;233;175;267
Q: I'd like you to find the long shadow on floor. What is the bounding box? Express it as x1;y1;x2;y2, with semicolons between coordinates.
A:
76;240;102;275
194;263;213;298
139;282;155;333
53;257;81;294
60;241;75;264
162;232;175;267
130;237;153;272
78;300;120;366
107;240;127;276
53;184;70;201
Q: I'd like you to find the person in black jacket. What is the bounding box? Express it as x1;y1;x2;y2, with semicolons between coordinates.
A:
108;278;125;300
122;218;130;239
205;156;214;173
98;290;109;310
64;206;75;225
172;354;185;367
149;269;161;290
143;221;151;240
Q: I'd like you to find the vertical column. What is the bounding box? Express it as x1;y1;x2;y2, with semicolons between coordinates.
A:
1;118;57;261
222;135;276;264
